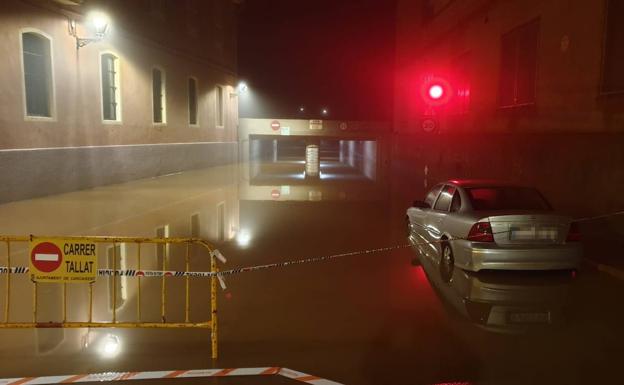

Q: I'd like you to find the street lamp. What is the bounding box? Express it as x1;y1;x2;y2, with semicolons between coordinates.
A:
69;11;110;49
237;81;249;93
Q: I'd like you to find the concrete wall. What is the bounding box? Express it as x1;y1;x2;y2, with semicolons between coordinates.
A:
239;118;391;140
361;141;377;180
390;133;624;217
0;141;237;203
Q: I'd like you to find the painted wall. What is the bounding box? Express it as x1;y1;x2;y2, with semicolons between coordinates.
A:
0;0;240;203
0;141;237;203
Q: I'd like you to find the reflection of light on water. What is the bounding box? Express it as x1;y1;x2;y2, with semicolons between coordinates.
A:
100;334;121;358
236;230;252;248
308;191;322;201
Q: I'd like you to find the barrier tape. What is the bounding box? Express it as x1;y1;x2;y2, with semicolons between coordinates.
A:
1;211;621;280
574;210;624;223
0;225;589;279
0;366;343;385
0;244;411;279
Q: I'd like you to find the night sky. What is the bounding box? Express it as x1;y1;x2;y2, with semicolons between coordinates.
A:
237;0;397;120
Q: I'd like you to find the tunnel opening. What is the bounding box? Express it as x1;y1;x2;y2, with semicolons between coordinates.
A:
248;136;378;184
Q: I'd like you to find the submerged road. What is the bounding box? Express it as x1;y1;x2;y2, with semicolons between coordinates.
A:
0;162;623;385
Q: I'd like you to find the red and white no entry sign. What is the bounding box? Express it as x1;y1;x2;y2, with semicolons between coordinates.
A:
270;120;280;131
30;242;63;273
271;189;280;199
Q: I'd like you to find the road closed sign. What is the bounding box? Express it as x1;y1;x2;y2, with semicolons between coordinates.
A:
29;238;97;283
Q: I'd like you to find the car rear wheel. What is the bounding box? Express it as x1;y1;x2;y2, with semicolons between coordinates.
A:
440;242;454;282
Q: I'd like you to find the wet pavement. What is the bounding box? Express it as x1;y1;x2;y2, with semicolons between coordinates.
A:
0;159;623;385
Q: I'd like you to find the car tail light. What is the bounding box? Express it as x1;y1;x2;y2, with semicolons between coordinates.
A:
566;222;581;242
467;221;494;242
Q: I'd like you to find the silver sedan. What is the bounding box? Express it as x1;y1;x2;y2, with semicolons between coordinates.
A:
406;180;582;272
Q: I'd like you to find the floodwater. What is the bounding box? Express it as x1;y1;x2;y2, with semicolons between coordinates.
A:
0;148;623;385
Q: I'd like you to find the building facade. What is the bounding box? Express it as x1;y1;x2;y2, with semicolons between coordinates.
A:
0;0;240;203
392;0;624;216
395;0;624;134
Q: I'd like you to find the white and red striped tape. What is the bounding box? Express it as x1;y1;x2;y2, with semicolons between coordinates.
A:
0;367;343;385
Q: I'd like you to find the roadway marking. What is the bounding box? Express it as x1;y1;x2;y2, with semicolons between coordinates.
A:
0;367;344;385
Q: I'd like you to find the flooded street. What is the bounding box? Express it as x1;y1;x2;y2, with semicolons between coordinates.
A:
3;1;624;384
0;156;623;385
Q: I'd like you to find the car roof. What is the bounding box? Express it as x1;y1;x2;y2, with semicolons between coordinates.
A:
445;179;529;189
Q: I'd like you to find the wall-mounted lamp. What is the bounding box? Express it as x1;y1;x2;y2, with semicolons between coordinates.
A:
68;11;110;49
237;81;249;93
231;81;248;97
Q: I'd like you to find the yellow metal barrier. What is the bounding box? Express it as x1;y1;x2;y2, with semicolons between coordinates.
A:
0;235;219;359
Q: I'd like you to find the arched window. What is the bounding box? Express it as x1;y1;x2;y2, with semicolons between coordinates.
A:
101;53;121;121
215;85;225;128
188;77;198;125
152;67;166;124
22;32;53;118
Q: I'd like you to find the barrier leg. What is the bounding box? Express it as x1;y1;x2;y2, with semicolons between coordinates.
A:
211;253;218;359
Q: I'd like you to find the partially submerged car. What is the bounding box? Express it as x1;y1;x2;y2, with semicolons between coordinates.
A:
406;180;582;272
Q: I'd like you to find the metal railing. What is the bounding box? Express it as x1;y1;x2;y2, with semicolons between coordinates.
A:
0;235;219;359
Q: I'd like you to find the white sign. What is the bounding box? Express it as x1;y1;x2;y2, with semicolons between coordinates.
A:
281;126;291;136
422;118;437;133
309;120;323;130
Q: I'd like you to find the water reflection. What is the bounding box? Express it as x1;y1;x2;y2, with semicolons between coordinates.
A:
2;146;620;385
413;240;575;334
0;165;239;364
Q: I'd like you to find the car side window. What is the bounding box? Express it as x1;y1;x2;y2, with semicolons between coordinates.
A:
424;185;443;208
450;190;462;212
434;185;456;211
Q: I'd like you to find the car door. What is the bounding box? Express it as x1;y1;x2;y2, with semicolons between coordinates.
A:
425;185;456;253
407;184;442;243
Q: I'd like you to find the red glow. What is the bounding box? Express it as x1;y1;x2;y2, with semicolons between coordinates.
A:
428;84;444;100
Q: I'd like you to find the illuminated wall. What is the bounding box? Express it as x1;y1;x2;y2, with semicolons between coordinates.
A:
0;0;240;203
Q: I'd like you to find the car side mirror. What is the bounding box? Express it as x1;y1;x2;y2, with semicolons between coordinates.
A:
412;200;429;209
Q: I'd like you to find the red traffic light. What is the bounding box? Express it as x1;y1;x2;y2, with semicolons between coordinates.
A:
428;84;444;100
420;76;452;106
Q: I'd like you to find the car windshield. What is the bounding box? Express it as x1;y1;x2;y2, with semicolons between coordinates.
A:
466;187;552;211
